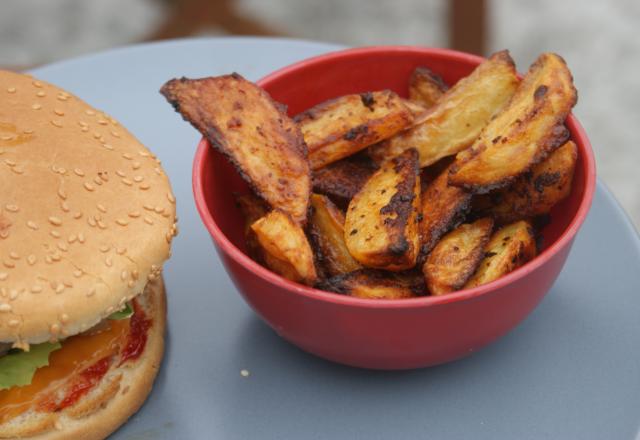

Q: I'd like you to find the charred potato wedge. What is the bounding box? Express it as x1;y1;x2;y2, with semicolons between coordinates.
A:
370;51;519;167
464;220;537;288
409;66;448;108
473;140;577;222
312;152;379;207
309;194;361;277
419;165;472;258
235;193;270;262
318;269;426;299
251;210;318;285
161;73;311;224
345;149;421;271
423;218;494;295
295;91;414;169
449;53;577;193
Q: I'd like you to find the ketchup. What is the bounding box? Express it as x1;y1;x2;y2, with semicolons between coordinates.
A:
119;299;152;366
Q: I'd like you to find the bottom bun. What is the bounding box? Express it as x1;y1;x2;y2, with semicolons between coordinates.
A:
0;278;167;440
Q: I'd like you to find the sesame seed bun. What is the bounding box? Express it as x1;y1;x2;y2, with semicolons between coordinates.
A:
0;70;177;346
0;277;166;439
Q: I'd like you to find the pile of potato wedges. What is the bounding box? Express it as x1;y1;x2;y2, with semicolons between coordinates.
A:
161;49;578;299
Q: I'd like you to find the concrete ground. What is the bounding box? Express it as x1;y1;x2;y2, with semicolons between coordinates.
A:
1;0;638;228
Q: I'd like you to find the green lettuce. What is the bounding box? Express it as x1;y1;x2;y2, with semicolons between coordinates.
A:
108;302;133;320
0;342;61;390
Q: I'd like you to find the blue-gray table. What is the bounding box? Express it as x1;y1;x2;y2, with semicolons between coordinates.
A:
32;37;640;440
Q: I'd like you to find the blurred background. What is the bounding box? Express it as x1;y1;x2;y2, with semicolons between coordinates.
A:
1;0;638;228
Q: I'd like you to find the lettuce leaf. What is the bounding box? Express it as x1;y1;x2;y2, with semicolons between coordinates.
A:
108;302;133;320
0;342;61;390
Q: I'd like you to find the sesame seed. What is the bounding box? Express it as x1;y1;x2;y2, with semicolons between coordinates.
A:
132;270;139;280
139;151;149;157
97;204;107;213
105;257;113;267
99;244;110;252
93;132;101;139
78;232;85;243
81;126;89;132
87;288;96;297
87;216;96;227
22;128;34;134
4;159;16;167
154;206;164;213
0;303;12;312
5;204;19;212
0;231;8;239
36;91;46;97
55;284;64;294
50;119;63;128
63;280;73;288
50;230;61;238
144;217;154;225
73;269;83;278
10;166;24;175
9;252;19;260
121;178;133;186
74;212;83;219
32;80;43;88
122;153;133;160
8;319;19;328
1;135;15;141
83;182;95;192
166;232;172;243
61;201;70;212
0;273;7;281
51;253;61;261
148;273;156;281
128;211;140;218
3;260;15;269
27;255;36;265
48;216;62;226
116;218;129;226
128;280;135;288
133;175;144;182
132;162;141;170
31;103;42;110
140;183;150;190
102;143;114;151
111;130;120;138
85;110;95;116
115;170;126;177
45;255;53;264
6;87;16;93
97;220;107;229
31;285;43;293
143;204;154;211
74;168;85;176
54;108;64;116
121;270;128;281
9;289;18;300
57;242;68;252
57;187;67;200
167;192;176;203
99;173;109;182
98;119;108;125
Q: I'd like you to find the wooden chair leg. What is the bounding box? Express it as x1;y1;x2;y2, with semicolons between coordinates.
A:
449;0;487;56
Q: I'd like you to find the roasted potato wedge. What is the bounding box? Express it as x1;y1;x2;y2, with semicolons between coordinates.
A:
235;193;270;262
419;165;472;258
345;149;421;270
312;152;379;207
295;91;414;169
251;210;318;285
370;51;519;167
318;269;426;299
449;53;577;193
473;140;577;222
161;74;311;224
464;220;536;288
409;66;448;108
423;218;494;295
309;194;362;277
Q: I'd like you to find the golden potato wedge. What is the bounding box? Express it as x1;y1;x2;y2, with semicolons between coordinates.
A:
251;210;318;285
345;149;421;271
295;90;414;169
161;74;311;224
235;193;270;262
370;50;519;167
312;152;379;207
408;66;448;108
449;53;577;193
309;194;362;277
473;140;577;222
423;217;494;295
401;99;430;125
419;165;472;258
464;220;537;288
318;269;426;299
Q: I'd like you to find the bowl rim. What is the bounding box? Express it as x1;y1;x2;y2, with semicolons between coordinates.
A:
192;45;597;309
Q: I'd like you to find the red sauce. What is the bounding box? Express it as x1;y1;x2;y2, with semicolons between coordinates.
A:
39;356;112;412
119;299;152;366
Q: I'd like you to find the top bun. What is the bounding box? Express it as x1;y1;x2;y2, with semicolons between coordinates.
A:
0;70;177;347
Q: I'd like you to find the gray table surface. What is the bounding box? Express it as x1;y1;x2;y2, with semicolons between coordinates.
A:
31;37;640;440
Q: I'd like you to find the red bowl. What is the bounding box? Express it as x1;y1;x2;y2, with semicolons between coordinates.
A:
192;46;596;369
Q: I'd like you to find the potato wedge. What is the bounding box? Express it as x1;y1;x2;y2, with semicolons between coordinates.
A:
473;140;577;222
464;220;536;288
317;269;426;299
312;152;379;207
409;66;448;108
370;50;519;167
345;149;421;270
449;53;577;193
419;165;472;258
423;218;494;295
295;90;414;169
251;210;318;285
161;74;311;224
309;194;361;277
235;193;270;262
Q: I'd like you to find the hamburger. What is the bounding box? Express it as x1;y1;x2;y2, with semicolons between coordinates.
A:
0;70;177;438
